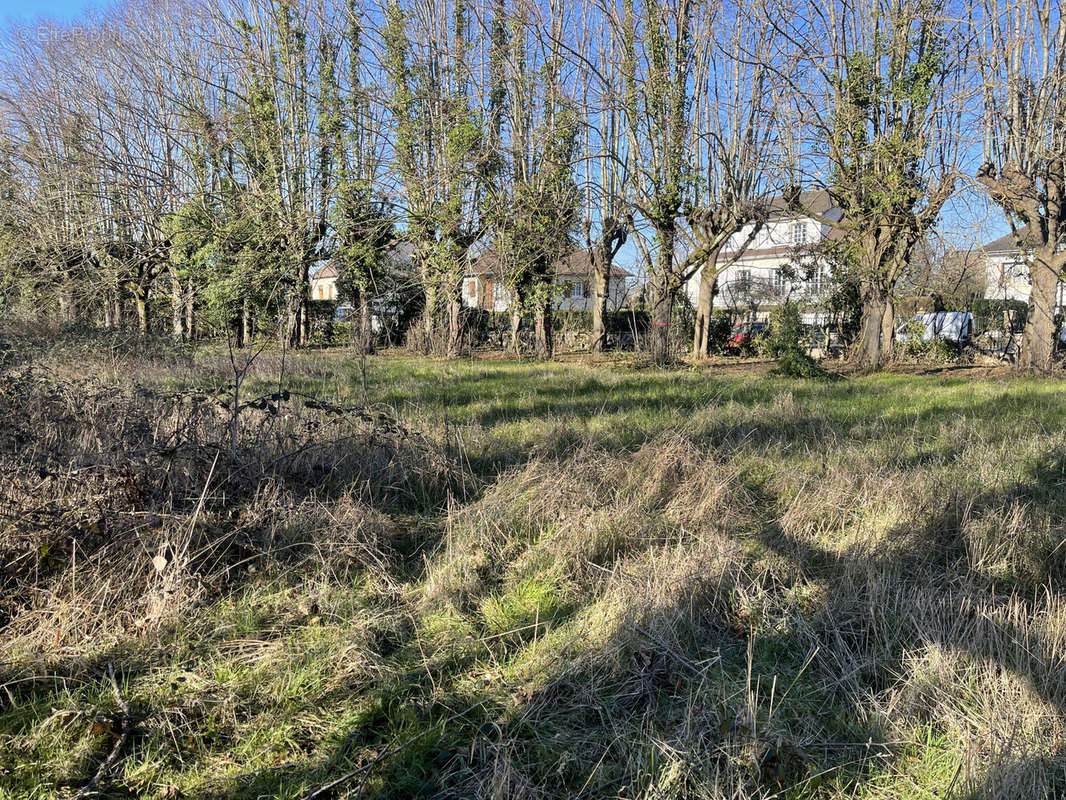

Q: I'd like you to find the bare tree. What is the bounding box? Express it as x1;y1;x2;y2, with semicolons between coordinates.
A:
572;6;631;353
382;0;493;357
683;0;779;359
976;0;1065;372
485;0;580;360
610;0;710;364
775;0;967;370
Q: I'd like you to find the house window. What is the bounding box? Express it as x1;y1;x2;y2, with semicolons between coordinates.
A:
466;279;477;298
772;269;786;292
569;281;585;299
1006;260;1028;281
791;222;808;247
317;285;324;299
329;284;337;300
808;267;825;295
737;269;752;292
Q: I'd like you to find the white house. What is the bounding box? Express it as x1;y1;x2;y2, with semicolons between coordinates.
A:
980;227;1066;310
310;263;340;301
684;190;842;323
462;249;633;313
310;243;415;306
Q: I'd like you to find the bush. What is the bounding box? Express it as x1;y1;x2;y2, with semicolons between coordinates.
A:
972;297;1028;336
761;303;805;359
773;347;833;378
898;320;961;364
705;312;734;354
764;302;832;378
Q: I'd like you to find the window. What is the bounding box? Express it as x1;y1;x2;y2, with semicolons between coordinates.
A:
807;267;825;296
466;279;477;298
317;285;324;299
1005;260;1028;281
772;269;786;292
569;281;585;299
790;221;808;247
736;269;752;293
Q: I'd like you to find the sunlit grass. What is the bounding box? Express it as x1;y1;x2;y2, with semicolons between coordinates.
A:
3;339;1066;799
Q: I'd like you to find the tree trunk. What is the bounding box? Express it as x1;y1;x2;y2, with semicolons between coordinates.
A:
533;300;553;360
421;283;438;355
880;294;896;361
295;261;311;347
648;227;677;364
447;294;462;358
510;308;522;355
134;285;149;336
185;281;195;341
1020;247;1062;373
286;299;301;348
170;273;184;342
591;249;610;353
692;263;720;359
241;296;252;348
855;281;887;370
359;292;373;354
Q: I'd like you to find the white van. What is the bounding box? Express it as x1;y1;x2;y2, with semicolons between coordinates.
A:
896;312;974;345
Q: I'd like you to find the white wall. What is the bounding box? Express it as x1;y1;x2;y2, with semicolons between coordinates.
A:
984;253;1066;309
311;276;338;300
723;217;826;253
683;214;832;308
462;274;629;312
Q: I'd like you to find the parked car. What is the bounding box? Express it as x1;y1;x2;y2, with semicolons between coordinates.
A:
896;311;974;345
726;321;767;349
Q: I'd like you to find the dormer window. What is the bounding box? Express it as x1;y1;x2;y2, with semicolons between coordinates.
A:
791;221;808;247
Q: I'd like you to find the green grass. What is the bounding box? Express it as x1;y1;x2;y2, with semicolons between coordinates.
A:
3;342;1066;799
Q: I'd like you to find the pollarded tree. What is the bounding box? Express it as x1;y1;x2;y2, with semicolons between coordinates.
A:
976;0;1066;372
779;0;965;370
613;0;709;363
205;0;335;347
322;2;395;351
383;0;491;357
573;4;631;353
487;1;581;360
683;0;779;359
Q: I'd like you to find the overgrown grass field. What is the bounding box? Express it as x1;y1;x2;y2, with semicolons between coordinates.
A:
2;328;1065;799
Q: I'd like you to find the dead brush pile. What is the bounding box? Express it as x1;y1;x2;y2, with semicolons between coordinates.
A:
0;365;463;661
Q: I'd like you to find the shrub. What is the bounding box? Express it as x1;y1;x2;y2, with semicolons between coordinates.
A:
705;311;734;354
773;347;832;378
972;297;1028;336
898;320;961;364
761;303;805;359
763;302;832;378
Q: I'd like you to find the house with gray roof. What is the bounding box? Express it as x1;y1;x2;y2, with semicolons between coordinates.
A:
980;227;1066;311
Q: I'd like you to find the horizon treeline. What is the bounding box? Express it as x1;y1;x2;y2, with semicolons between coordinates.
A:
0;0;1062;370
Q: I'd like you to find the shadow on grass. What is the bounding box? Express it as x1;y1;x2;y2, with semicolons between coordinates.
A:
4;360;1066;798
183;443;1066;798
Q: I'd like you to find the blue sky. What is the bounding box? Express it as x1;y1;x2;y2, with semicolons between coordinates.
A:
0;0;1007;267
2;0;107;22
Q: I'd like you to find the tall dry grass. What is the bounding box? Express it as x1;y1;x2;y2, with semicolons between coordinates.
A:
1;328;1065;799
